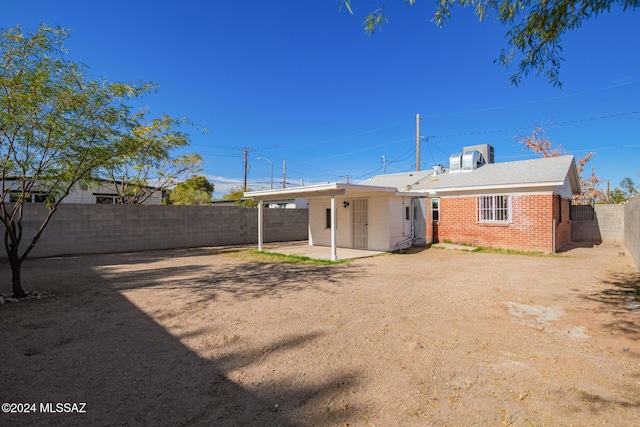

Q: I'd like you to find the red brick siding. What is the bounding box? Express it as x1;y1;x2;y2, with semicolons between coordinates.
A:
432;194;559;252
554;196;572;250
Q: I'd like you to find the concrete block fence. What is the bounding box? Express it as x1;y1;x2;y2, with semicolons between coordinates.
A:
624;195;640;269
571;201;638;269
571;204;625;243
9;204;308;258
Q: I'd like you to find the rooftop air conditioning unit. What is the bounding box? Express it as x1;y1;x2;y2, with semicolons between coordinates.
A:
449;153;462;173
462;150;486;171
463;144;494;164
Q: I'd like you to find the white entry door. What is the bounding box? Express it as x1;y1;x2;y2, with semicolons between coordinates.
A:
352;199;368;249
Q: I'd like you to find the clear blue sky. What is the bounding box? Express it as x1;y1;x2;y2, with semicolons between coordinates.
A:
4;1;639;197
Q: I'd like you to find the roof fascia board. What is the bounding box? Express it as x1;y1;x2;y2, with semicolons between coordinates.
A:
409;181;565;196
245;183;397;201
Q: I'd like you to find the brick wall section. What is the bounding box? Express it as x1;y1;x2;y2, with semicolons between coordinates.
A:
433;194;559;252
12;204;308;258
554;196;572;251
624;194;640;269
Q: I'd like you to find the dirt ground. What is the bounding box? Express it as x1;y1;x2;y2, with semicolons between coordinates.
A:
1;242;639;426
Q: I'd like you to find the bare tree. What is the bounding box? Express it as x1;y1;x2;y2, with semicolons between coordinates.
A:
519;126;604;204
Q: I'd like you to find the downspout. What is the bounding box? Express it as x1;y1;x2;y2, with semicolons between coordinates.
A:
395;219;415;252
395;232;414;252
552;219;556;253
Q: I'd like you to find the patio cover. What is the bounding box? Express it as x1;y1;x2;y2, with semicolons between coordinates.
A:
245;183;409;260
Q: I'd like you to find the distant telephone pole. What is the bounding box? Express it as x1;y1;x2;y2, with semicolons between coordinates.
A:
416;114;421;171
240;147;251;191
282;159;286;189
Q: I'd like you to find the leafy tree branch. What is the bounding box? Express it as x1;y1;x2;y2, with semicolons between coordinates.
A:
343;0;638;86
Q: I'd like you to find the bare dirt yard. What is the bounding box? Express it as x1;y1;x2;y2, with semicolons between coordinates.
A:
1;242;639;426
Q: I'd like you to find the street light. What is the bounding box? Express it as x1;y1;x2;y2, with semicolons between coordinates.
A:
256;157;273;190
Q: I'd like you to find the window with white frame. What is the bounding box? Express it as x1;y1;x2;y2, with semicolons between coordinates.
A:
477;195;511;224
432;198;440;222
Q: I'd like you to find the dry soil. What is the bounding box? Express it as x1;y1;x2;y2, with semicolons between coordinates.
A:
1;242;639;426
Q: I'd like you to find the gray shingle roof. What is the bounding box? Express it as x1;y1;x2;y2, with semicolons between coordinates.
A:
361;155;578;193
360;170;434;190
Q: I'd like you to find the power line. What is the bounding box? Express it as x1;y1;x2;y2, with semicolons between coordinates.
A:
423;80;640;119
428;111;639;140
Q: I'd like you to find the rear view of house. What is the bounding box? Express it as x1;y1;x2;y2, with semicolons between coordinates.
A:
246;144;580;258
401;147;580;253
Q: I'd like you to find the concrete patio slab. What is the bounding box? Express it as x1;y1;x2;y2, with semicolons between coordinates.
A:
261;241;387;260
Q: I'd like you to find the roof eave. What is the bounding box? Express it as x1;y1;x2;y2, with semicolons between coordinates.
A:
413;181;566;196
244;182;398;201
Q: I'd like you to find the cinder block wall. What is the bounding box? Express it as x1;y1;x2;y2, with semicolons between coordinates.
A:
624;195;640;269
433;194;557;252
594;204;625;242
12;204;308;258
571;204;624;244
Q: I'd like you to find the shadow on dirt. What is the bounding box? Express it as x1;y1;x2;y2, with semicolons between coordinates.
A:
0;248;363;426
99;259;362;304
557;241;601;252
583;269;640;340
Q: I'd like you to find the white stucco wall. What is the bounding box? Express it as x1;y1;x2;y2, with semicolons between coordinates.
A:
366;196;390;251
308;194;413;252
388;197;414;251
308;197;351;248
553;175;574;200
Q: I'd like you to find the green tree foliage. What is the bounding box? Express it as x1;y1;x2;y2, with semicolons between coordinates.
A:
102;115;203;204
224;186;258;208
343;0;639;86
609;177;639;203
0;25;192;297
168;175;214;205
610;187;628;203
619;177;638;198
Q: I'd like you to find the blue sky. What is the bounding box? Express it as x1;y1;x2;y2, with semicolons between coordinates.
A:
4;1;639;197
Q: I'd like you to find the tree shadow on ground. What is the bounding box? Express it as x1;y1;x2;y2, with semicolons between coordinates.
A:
37;245;249;266
98;259;363;304
582;269;640;340
0;250;364;426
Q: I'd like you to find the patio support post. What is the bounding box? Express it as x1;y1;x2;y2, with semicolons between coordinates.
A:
258;200;264;252
330;195;337;261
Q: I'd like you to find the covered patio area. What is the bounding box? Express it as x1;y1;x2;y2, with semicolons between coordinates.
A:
262;241;387;261
246;182;404;261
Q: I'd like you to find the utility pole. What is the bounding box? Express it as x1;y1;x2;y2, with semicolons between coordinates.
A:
282;159;286;189
241;148;250;191
416;114;421;171
382;155;387;174
340;175;351;184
